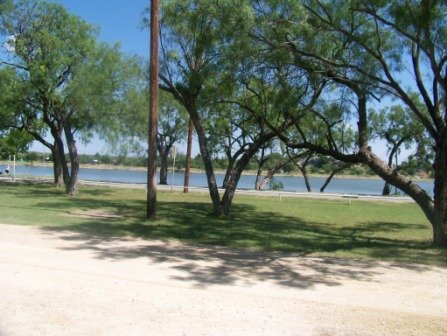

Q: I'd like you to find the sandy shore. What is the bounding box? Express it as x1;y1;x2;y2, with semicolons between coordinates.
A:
0;224;446;336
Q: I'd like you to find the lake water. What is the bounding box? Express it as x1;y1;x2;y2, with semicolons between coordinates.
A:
10;165;434;196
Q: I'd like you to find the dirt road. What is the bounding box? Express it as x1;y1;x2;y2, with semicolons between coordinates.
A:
0;224;446;336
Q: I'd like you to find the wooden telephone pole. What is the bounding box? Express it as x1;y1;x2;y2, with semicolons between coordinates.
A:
147;0;159;219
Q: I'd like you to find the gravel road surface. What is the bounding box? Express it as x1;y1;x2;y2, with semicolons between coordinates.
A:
1;224;446;336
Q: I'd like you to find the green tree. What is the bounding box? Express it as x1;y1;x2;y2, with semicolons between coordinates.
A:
156;0;237;215
254;0;447;245
156;96;188;184
0;129;32;159
115;88;188;185
156;1;329;216
0;0;138;195
155;0;281;216
0;68;33;159
0;65;65;185
370;104;426;195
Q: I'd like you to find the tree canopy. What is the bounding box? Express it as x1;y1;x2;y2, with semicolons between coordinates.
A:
0;0;143;194
249;0;447;245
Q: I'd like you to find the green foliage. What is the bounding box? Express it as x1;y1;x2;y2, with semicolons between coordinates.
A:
156;0;267;151
0;129;33;159
107;78;189;159
249;1;446;249
0;68;34;154
369;103;429;164
399;155;434;178
22;151;41;162
269;178;284;191
0;0;141;156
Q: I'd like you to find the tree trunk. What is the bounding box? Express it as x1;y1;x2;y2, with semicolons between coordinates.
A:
159;147;170;185
147;0;159;219
50;128;71;194
301;167;312;192
64;124;79;196
51;143;63;187
320;163;350;193
223;145;247;188
431;137;447;246
189;107;223;216
432;214;447;247
360;148;446;246
254;168;262;189
40;97;69;192
25;129;63;187
382;182;391;196
254;147;266;189
257;154;292;190
221;136;271;216
222;158;236;189
183;118;193;193
382;147;398;196
289;151;313;192
256;171;273;190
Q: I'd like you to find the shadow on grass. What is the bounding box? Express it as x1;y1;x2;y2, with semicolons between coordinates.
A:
0;180;116;198
4;181;445;289
35;198;446;289
44;228;393;289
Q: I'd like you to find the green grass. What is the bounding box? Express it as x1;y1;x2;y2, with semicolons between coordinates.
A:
0;181;445;266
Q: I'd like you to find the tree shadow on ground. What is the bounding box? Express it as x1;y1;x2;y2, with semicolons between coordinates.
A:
36;198;446;289
0;180;116;197
6;181;444;288
42;228;394;289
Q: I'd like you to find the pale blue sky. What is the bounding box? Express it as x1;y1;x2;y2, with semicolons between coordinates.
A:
47;0;149;57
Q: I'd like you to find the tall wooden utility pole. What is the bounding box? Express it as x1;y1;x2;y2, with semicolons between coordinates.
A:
183;118;193;193
147;0;159;219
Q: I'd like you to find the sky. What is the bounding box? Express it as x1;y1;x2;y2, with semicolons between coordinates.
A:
47;0;149;56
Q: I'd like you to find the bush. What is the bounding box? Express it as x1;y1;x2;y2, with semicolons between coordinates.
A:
270;179;284;191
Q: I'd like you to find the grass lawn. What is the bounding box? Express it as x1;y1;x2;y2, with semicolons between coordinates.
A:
0;181;445;266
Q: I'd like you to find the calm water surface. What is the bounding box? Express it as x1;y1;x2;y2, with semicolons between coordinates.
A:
11;165;434;196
